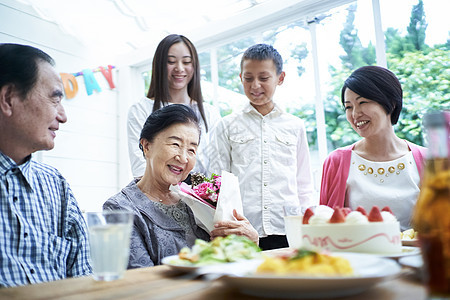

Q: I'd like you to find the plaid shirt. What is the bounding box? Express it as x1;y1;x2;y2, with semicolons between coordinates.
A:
0;152;92;287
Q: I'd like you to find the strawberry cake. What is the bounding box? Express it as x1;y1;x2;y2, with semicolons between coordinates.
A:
301;205;402;254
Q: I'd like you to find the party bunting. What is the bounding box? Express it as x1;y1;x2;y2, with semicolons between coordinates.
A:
60;65;116;99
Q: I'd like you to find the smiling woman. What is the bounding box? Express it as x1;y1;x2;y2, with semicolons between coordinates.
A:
104;104;258;268
104;104;209;268
127;34;221;179
319;66;427;231
139;123;199;193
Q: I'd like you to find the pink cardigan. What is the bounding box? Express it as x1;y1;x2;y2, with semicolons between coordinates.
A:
320;141;427;208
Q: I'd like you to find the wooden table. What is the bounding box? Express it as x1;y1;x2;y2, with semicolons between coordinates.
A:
0;255;428;300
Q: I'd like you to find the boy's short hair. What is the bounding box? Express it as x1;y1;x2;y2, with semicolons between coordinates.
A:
240;44;283;75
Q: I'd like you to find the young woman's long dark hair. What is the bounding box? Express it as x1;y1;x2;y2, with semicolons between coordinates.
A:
147;34;208;132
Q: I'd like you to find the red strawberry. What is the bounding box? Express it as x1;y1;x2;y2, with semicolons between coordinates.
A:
329;208;345;223
356;206;367;216
302;208;314;224
342;207;352;216
368;206;383;222
381;206;394;215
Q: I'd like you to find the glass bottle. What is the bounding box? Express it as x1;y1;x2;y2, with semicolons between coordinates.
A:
412;111;450;298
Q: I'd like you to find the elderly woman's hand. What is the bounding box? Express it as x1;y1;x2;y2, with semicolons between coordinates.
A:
210;209;259;245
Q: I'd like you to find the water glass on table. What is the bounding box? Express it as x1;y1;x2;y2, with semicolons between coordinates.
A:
86;211;134;281
283;205;303;249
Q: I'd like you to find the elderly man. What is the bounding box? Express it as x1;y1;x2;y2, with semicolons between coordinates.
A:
0;43;92;287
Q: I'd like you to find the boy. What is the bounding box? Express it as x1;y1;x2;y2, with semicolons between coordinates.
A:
208;44;314;250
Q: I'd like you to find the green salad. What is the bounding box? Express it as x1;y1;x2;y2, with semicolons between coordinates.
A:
173;235;262;266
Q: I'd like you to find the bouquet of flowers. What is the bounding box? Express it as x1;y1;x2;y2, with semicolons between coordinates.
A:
190;173;221;208
170;171;243;232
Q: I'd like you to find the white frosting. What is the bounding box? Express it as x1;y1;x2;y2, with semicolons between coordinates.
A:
381;211;397;223
308;205;334;225
315;205;334;216
301;222;402;254
301;207;402;254
309;215;329;225
306;206;398;225
345;211;369;224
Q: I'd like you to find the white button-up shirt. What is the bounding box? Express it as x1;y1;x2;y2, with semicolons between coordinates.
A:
207;103;315;237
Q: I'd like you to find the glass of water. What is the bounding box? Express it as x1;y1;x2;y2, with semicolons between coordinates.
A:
85;211;134;281
283;205;303;249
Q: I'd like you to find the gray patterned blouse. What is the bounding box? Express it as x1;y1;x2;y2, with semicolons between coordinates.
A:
103;179;210;268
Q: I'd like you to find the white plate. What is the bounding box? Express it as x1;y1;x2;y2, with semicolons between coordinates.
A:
161;255;262;274
222;252;401;299
375;246;420;258
162;255;202;272
402;239;419;246
399;254;423;269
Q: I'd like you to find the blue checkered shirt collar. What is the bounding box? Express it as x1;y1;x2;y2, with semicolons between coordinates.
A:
0;151;33;187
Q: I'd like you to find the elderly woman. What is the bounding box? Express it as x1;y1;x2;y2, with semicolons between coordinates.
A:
104;104;258;268
320;66;427;230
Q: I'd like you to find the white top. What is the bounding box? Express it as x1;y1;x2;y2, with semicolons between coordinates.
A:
127;97;221;178
346;151;420;231
207;103;315;237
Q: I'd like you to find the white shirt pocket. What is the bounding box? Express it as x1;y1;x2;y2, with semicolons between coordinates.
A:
274;134;297;166
229;134;257;166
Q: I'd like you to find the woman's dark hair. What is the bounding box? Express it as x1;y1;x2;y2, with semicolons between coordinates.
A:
341;66;403;125
0;43;55;99
147;34;209;131
240;44;283;75
139;104;201;153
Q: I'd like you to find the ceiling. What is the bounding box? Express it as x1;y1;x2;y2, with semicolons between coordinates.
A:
19;0;354;65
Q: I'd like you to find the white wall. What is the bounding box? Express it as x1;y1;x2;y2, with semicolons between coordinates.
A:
0;0;132;211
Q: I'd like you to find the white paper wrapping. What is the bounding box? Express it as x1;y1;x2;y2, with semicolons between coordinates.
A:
170;171;243;233
170;183;215;232
214;171;243;223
